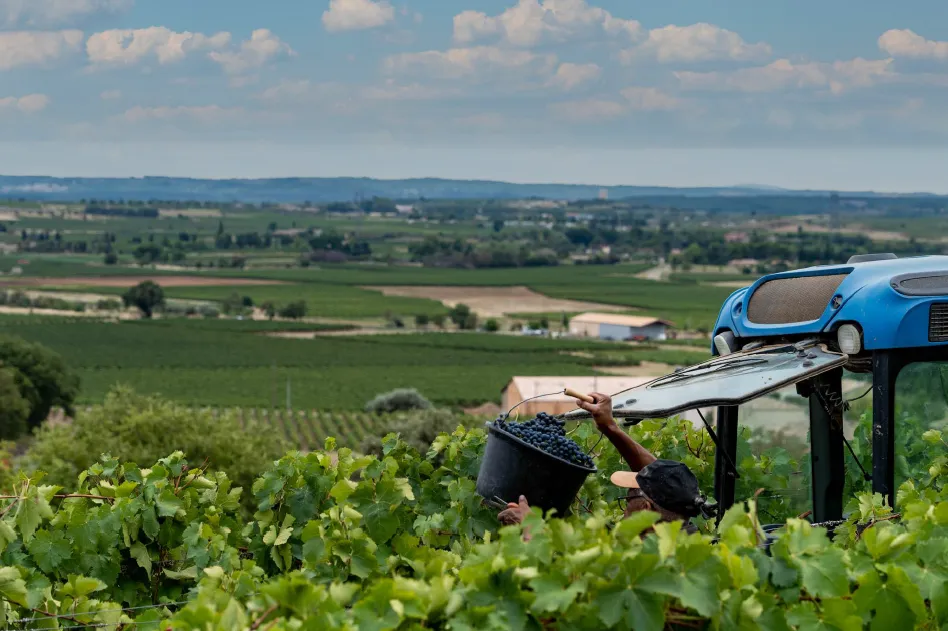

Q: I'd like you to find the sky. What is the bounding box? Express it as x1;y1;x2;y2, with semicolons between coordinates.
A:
1;0;948;191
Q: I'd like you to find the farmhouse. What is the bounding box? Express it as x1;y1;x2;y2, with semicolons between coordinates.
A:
500;376;701;424
569;312;673;341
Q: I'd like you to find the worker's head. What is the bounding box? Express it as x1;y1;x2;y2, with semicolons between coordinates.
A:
611;459;716;521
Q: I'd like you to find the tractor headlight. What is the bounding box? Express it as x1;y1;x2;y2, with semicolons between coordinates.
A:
713;331;736;356
837;324;861;355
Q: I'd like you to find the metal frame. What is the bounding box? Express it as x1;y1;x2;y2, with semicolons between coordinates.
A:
713;346;948;520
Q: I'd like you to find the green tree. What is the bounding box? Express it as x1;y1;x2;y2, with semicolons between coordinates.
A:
0;367;29;439
261;301;277;320
484;318;499;332
278;300;307;320
448;303;472;327
414;314;430;328
122;280;165;318
0;336;79;431
103;252;118;265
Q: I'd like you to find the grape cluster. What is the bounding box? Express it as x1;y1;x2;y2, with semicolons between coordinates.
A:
494;412;594;469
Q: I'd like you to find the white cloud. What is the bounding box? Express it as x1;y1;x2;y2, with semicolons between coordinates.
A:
362;80;460;100
122;104;244;123
676;58;894;94
454;0;640;47
625;23;771;63
323;0;394;32
208;29;293;74
0;93;50;113
0;0;130;27
0;30;82;70
100;89;121;99
878;29;948;60
620;86;683;111
549;98;626;120
547;62;601;90
384;45;557;80
87;27;231;66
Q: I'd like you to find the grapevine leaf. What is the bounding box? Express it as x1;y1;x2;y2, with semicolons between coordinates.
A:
0;518;16;550
362;502;400;544
141;506;159;540
156;489;183;518
15;496;50;544
597;587;665;631
853;566;922;631
60;575;107;598
529;575;585;613
330;479;358;502
0;567;27;606
129;542;152;575
26;529;72;573
799;547;849;598
163;566;198;580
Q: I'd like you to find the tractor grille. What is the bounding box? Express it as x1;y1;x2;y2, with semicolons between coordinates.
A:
929;303;948;342
747;274;849;325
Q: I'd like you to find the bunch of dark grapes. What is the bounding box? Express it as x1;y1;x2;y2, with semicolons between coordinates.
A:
494;412;594;469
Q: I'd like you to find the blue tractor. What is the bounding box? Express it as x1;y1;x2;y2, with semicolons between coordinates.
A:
565;253;948;525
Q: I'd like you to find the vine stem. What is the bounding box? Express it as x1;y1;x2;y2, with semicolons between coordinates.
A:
0;493;115;501
250;604;278;630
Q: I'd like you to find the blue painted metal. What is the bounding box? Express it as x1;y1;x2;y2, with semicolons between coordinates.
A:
710;255;948;354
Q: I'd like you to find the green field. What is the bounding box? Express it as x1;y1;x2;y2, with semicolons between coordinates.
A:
5;254;736;326
1;318;707;408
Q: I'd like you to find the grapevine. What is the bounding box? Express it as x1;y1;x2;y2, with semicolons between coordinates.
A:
0;423;944;630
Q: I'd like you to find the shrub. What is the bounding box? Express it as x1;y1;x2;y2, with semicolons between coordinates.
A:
22;386;289;513
359;407;464;456
364;388;431;414
484;318;499;332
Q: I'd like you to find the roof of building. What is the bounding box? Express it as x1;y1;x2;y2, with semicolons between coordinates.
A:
502;376;655;399
570;312;674;328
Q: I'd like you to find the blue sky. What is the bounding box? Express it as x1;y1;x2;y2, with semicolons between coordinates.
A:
2;0;948;191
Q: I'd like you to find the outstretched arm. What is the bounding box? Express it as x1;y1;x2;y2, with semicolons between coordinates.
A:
577;393;656;471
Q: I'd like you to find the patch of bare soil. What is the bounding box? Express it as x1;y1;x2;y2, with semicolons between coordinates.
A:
362;285;628;318
0;306;135;319
0;276;287;288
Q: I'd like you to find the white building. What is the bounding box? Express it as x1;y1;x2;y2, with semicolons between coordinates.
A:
569;312;673;341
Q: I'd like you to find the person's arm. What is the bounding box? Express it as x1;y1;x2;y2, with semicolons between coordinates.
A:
577;393;657;471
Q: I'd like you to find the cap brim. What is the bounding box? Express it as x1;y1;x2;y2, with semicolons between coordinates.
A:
610;471;640;489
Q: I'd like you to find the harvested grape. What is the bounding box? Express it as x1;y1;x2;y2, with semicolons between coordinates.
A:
495;412;594;469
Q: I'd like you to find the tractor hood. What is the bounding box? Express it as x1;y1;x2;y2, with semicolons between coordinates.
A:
561;340;847;422
710;255;948;352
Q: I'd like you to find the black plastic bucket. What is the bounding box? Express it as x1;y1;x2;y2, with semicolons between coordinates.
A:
476;422;596;517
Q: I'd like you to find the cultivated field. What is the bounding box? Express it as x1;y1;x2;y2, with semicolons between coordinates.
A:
0;275;286;287
1;316;708;409
363;285;629;317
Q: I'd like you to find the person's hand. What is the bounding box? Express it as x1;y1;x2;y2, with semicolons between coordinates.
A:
577;392;617;431
497;495;530;525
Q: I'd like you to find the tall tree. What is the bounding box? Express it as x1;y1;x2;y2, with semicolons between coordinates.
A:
123;281;165;318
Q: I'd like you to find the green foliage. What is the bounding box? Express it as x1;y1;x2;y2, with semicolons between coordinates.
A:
122;280;165;318
0;418;943;629
0;335;79;433
359;408;467;456
0;368;29;440
22;387;289;512
365;388;432;415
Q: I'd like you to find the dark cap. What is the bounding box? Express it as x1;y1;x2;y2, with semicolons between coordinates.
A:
610;459;716;519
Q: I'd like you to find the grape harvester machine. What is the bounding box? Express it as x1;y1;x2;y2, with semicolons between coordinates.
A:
564;253;948;524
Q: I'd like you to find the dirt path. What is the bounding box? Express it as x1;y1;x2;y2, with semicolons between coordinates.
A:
635;263;671;281
362;285;628;318
0;306;134;319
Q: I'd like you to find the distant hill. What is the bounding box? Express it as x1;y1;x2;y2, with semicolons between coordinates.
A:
0;175;940;204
